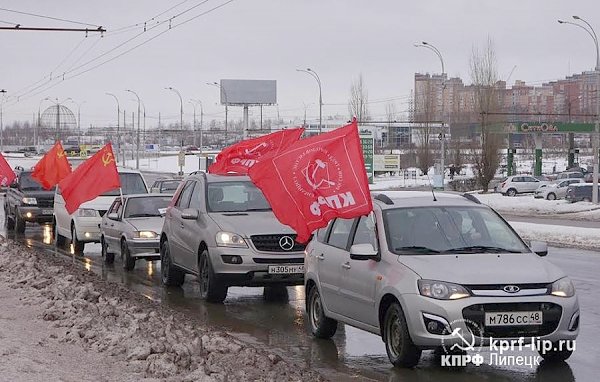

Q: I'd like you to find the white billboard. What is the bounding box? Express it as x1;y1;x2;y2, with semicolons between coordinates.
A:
220;79;277;105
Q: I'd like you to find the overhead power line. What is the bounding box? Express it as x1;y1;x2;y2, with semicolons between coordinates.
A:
0;7;101;28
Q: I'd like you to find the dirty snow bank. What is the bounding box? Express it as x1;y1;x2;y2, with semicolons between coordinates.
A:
0;241;324;382
509;222;600;251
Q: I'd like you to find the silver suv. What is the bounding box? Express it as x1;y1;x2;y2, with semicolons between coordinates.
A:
160;173;305;303
305;191;579;368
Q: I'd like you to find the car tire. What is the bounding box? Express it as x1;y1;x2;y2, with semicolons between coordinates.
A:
101;236;114;264
547;193;557;201
383;302;421;368
71;224;85;254
198;250;228;303
506;188;517;197
537;341;574;362
307;286;337;339
160;240;185;287
15;212;25;234
121;240;136;271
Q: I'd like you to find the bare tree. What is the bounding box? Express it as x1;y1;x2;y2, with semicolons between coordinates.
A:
385;102;396;149
414;80;436;175
348;74;370;121
470;37;504;192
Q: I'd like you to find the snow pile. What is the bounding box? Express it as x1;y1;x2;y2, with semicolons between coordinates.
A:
0;242;323;382
475;193;600;216
510;222;600;250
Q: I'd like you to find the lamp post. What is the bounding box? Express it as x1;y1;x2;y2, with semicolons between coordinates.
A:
125;89;141;170
415;41;446;189
559;16;600;204
296;68;323;134
68;99;86;147
0;89;6;152
166;86;184;174
207;82;228;141
189;99;203;151
105;93;121;164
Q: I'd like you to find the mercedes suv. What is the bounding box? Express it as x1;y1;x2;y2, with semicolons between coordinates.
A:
304;191;579;368
159;173;305;303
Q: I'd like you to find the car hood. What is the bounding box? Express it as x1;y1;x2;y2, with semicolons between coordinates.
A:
397;253;564;284
22;190;55;199
126;217;164;233
208;211;296;237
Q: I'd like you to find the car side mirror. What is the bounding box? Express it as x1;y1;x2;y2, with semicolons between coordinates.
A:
350;243;379;261
107;212;120;221
530;241;548;257
181;208;199;220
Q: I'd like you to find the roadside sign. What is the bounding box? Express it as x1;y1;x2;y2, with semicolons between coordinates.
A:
178;151;186;167
360;130;374;184
374;154;400;172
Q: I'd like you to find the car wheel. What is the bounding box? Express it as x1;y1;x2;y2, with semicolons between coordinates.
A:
507;188;517;197
54;220;66;248
101;236;114;264
547;193;557;201
15;212;25;234
71;224;85;254
198;249;228;303
383;302;421;368
121;240;136;271
537;341;574;362
160;240;185;287
583;197;591;202
307;286;337;339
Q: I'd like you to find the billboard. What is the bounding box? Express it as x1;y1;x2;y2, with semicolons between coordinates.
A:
220;79;277;105
374;155;401;172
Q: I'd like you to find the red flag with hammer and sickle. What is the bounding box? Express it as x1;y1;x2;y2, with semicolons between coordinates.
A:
59;143;121;214
32;141;72;190
0;152;16;187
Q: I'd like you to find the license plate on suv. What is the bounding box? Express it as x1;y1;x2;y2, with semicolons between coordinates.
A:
268;265;304;274
42;209;53;215
485;311;543;326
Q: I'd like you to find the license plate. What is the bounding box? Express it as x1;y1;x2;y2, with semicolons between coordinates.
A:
485;311;543;326
268;264;304;274
42;209;53;215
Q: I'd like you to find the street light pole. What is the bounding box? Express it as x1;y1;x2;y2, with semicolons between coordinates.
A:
559;16;600;204
126;89;141;170
106;93;121;165
297;68;323;134
68;99;86;147
166;87;184;174
415;41;446;189
189;99;203;151
207;82;228;142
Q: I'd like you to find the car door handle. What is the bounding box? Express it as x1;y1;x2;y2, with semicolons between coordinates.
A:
315;254;324;260
180;223;185;229
342;262;351;270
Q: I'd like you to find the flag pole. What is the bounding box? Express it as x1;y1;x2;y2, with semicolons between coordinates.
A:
119;187;125;205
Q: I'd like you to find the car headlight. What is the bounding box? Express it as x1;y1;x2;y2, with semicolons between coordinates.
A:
77;208;98;217
216;231;247;248
551;277;575;297
418;280;470;300
133;231;158;239
22;197;37;205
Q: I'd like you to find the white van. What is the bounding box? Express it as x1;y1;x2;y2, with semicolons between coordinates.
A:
53;168;148;254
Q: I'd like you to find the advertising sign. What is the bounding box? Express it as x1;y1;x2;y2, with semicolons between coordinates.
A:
360;130;374;184
374;154;401;172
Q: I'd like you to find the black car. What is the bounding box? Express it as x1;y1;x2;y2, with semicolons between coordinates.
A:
565;183;600;203
4;170;55;233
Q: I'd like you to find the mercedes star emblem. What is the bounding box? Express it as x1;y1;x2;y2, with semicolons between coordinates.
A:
279;236;295;251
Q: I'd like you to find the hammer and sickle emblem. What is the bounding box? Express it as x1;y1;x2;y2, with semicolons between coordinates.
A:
57;150;66;158
102;151;115;167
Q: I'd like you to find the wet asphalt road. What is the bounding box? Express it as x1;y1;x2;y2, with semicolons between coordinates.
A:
2;212;599;381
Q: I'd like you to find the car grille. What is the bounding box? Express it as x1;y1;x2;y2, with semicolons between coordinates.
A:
465;283;550;294
98;210;107;217
253;257;304;264
250;234;305;252
463;302;562;338
37;199;54;208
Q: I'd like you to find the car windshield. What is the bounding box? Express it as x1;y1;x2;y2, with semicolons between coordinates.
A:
207;181;271;213
383;206;530;255
124;196;172;218
101;173;147;196
160;180;180;191
19;172;55;191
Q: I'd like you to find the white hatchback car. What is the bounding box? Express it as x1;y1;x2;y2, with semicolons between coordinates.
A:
53;168;148;254
498;175;549;196
534;179;585;200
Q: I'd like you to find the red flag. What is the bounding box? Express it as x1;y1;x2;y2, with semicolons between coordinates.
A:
59;143;120;214
208;128;304;174
31;141;72;190
248;119;373;243
0;153;16;187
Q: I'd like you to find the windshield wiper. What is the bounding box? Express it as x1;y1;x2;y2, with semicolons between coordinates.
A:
442;246;523;254
394;246;441;254
243;208;271;212
127;213;160;218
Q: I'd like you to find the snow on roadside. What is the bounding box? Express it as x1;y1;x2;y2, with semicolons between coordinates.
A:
0;240;324;382
475;192;600;217
509;221;600;251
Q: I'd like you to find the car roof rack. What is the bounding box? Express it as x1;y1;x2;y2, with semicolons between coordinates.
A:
461;193;481;204
374;193;394;205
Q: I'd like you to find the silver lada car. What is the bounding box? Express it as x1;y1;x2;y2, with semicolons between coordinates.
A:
305;191;579;368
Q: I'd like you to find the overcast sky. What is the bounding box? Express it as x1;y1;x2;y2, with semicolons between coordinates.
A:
0;0;598;131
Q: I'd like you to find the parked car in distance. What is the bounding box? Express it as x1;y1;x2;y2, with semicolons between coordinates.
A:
160;173;305;303
101;194;171;270
556;171;585;181
150;179;181;194
305;192;579;368
534;175;551;182
491;177;507;193
53;168;148;254
4;170;55;233
566;183;600;203
534;179;585;200
498;175;549;196
584;172;598;183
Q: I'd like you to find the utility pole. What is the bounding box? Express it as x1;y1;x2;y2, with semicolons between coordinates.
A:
0;89;5;153
126;89;141;169
106;93;121;164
